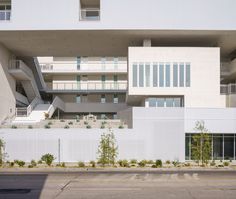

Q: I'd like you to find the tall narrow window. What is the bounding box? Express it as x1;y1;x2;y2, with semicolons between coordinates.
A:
133;63;138;87
145;63;150;87
165;63;170;87
101;57;106;70
101;75;106;89
179;63;184;87
186;63;191;87
159;63;164;87
139;63;144;87
114;57;118;70
101;94;106;103
173;63;178;87
153;63;158;87
77;56;81;70
76;95;81;103
113;94;118;104
77;75;81;89
114;75;118;89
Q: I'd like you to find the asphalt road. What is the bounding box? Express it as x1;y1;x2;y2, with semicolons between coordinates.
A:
0;170;236;199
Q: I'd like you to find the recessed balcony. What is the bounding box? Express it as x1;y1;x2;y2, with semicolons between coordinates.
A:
79;0;100;21
45;82;127;93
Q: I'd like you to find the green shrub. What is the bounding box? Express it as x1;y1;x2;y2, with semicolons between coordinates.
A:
11;125;17;129
78;161;85;168
47;121;53;125
138;160;147;167
118;124;124;129
218;164;224;167
61;162;66;167
100;125;105;129
155;159;162;167
165;160;171;164
151;164;157;168
172;160;180;167
101;121;107;125
16;160;25;167
86;125;91;129
68;121;73;125
118;159;129;167
9;162;14;167
223;161;230;166
37;160;43;164
28;164;34;168
184;162;191;167
210;161;216;166
64;125;70;129
44;124;51;129
31;160;37;167
147;160;154;164
44;112;49;119
89;160;96;168
41;153;55;166
130;159;138;164
28;125;33;129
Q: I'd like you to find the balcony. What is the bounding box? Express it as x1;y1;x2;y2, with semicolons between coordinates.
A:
220;84;236;95
40;62;127;73
80;8;100;21
0;3;11;21
46;82;127;93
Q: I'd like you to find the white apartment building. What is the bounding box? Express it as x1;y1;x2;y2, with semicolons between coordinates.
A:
0;0;236;162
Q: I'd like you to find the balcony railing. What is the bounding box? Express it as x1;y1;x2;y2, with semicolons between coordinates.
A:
51;82;127;91
40;62;127;72
0;10;11;20
221;84;236;94
80;9;100;21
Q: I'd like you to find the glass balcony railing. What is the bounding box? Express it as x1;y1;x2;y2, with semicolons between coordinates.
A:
220;84;236;94
40;62;127;72
80;9;100;21
0;11;11;21
49;82;127;91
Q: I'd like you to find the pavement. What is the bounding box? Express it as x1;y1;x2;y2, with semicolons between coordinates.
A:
0;169;236;199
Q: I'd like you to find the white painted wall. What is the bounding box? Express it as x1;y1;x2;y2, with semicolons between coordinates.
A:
1;0;236;30
0;44;16;123
128;47;225;108
2;107;235;162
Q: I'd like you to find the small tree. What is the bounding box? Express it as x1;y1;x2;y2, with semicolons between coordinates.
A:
41;153;55;166
191;121;212;166
0;138;7;167
97;128;118;166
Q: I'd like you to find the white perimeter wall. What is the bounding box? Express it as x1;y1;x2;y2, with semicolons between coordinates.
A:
2;107;236;163
128;47;225;108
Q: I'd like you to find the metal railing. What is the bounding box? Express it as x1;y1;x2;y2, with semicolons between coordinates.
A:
80;9;100;21
51;82;127;91
220;84;236;94
40;62;127;72
0;11;11;21
16;97;43;117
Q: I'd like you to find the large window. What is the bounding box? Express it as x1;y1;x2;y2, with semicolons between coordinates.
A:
165;63;170;87
101;94;106;103
145;63;150;87
179;63;184;87
153;63;158;87
0;4;11;21
186;134;236;160
139;63;144;87
148;97;183;107
173;63;178;87
159;63;164;87
132;62;191;88
133;63;138;87
186;63;191;87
